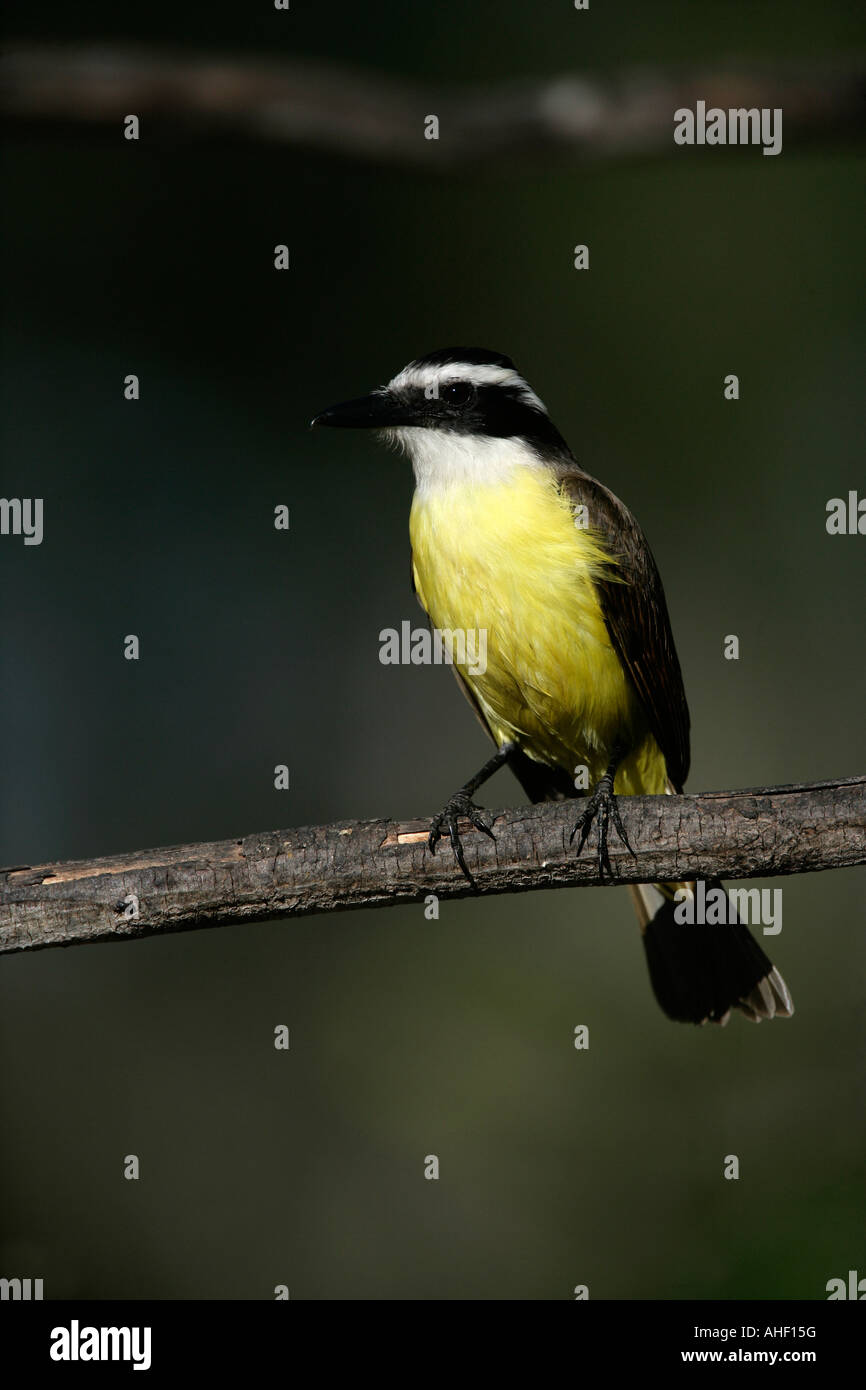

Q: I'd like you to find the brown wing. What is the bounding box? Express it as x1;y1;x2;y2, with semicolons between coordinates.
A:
557;465;691;791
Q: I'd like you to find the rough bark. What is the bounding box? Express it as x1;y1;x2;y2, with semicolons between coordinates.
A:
1;778;862;955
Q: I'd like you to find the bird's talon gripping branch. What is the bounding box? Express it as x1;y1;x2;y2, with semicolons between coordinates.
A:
428;792;495;887
425;744;512;886
571;765;635;880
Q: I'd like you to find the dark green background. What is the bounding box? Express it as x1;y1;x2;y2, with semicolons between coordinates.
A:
1;1;863;1299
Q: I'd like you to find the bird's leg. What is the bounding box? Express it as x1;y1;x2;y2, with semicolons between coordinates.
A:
570;744;636;881
428;742;517;888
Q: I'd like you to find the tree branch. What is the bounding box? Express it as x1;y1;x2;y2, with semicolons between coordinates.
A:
1;778;862;955
2;44;864;164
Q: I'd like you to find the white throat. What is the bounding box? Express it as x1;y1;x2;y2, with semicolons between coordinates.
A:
388;427;544;498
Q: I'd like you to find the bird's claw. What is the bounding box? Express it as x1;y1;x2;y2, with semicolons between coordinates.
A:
428;792;495;888
570;779;635;881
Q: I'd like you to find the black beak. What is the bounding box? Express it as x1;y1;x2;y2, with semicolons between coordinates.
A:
310;391;417;430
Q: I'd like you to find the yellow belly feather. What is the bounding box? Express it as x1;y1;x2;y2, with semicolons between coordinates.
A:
409;465;668;796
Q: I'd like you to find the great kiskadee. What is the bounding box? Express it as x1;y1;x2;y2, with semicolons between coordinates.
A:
313;348;793;1026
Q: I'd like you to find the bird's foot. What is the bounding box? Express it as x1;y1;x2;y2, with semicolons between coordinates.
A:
570;776;635;881
428;791;496;888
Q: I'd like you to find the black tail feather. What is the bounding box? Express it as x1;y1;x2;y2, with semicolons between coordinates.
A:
641;881;794;1025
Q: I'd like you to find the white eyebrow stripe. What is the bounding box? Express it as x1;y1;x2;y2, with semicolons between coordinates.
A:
386;361;547;413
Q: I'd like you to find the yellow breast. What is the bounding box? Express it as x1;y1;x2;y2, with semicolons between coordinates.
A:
409;463;665;794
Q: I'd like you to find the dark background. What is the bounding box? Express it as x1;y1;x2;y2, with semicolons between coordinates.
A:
1;1;863;1298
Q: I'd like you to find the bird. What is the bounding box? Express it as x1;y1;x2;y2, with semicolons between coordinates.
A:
312;347;793;1026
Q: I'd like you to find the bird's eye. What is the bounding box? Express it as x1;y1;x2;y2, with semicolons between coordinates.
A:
442;381;473;406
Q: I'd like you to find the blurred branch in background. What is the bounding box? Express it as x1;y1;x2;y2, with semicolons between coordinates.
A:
2;44;865;163
1;777;863;954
